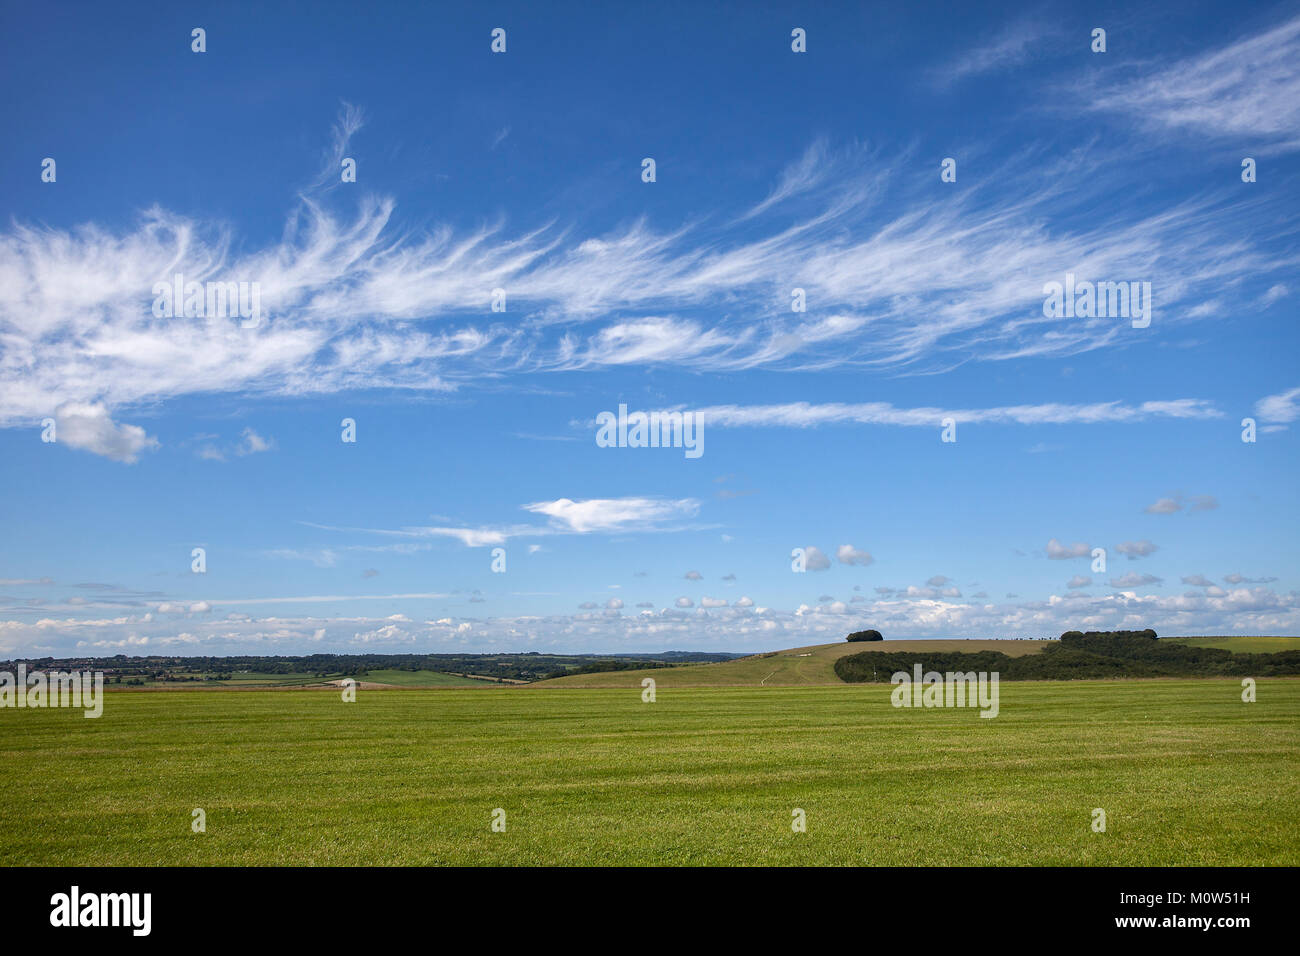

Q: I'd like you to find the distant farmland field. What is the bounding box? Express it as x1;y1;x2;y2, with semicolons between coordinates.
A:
3;678;1295;866
1164;636;1300;654
357;669;495;687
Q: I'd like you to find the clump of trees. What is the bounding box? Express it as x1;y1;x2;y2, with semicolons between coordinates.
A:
846;629;883;642
834;630;1300;683
1060;629;1157;641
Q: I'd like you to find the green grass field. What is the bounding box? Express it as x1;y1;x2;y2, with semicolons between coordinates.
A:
535;639;1051;688
356;669;495;688
3;678;1296;866
204;672;333;687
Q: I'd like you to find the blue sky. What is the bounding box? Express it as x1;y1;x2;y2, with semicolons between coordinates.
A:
1;1;1298;656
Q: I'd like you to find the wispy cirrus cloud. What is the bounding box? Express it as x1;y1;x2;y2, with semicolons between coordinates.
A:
1084;15;1300;151
930;11;1064;88
740;138;834;219
523;496;700;534
680;398;1223;429
1255;385;1300;431
300;496;702;549
310;100;366;190
2;113;1293;441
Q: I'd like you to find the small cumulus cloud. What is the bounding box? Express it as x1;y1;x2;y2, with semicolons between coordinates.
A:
1223;573;1277;585
53;402;159;464
1115;540;1158;559
1144;494;1218;515
1046;538;1090;560
1110;572;1163;588
801;546;831;571
836;545;874;566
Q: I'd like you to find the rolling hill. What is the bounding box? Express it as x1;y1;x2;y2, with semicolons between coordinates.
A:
1162;636;1300;654
531;638;1052;688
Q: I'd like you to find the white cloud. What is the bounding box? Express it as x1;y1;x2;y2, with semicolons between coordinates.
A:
1223;573;1277;585
5;577;1300;659
523;497;700;534
686;398;1223;430
742;139;831;218
1143;494;1218;515
53;402;158;463
1256;386;1300;428
305;496;701;550
1;121;1291;432
801;546;831;571
1085;16;1300;151
836;545;874;566
1046;538;1090;560
1115;540;1159;559
238;427;273;455
1260;284;1289;307
1110;572;1163;588
266;548;338;568
933;15;1061;87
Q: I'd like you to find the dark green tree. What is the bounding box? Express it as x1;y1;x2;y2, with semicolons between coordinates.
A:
846;629;883;642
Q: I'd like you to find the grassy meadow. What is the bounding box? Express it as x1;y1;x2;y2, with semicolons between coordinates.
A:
2;676;1296;866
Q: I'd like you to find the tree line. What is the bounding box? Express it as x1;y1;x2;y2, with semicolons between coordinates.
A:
835;630;1300;682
